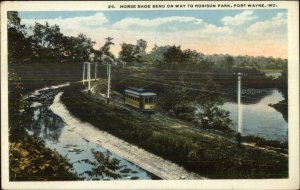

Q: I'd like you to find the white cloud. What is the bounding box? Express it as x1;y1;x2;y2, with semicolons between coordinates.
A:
111;16;232;39
246;12;287;38
222;11;257;26
20;12;287;58
112;16;205;32
22;13;108;37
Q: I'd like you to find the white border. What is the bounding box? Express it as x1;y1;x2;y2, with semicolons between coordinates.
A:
1;1;299;190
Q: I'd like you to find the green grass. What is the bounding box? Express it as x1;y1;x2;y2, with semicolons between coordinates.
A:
7;62;288;180
259;68;285;73
61;83;288;179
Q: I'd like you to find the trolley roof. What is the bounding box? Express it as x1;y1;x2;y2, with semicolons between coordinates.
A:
125;87;156;96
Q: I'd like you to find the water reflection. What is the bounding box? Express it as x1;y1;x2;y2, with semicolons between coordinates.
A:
224;87;273;104
221;88;288;142
30;106;63;143
25;89;159;180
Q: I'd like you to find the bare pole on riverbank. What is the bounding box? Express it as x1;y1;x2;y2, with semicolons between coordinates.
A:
237;72;243;135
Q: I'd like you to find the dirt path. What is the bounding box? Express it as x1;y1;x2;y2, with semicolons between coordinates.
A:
50;92;205;180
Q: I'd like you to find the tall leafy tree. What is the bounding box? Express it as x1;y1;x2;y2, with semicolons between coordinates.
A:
135;39;147;54
119;43;136;64
119;39;149;65
99;37;115;59
7;11;32;63
161;45;185;68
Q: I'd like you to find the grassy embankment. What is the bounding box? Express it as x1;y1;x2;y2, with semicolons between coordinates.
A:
95;68;288;151
61;83;288;179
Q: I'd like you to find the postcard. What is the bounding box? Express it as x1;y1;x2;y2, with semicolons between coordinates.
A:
1;1;299;189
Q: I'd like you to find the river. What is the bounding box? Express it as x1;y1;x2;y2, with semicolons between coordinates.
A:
24;87;159;180
23;84;287;180
220;88;288;142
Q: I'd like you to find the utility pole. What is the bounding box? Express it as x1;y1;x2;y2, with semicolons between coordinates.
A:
94;62;97;81
101;55;114;104
237;72;243;135
82;63;86;85
87;62;91;90
121;61;125;70
89;53;96;81
107;62;111;104
107;62;109;76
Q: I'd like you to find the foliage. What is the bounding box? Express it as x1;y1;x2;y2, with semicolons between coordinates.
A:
8;11;95;64
61;84;288;179
8;11;287;73
269;100;288;122
119;43;136;63
98;37;115;59
8;64;79;181
205;54;287;70
119;39;149;65
195;101;232;131
241;136;288;153
7;11;33;64
76;150;121;180
158;85;194;117
149;45;171;63
161;45;185;67
136;39;147;54
9;137;78;181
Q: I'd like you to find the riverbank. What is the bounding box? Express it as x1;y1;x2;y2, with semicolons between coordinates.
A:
8;82;79;181
60;84;288;178
50;92;203;180
269;99;288;122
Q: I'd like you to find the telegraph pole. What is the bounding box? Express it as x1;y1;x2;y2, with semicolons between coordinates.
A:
94;62;97;81
88;53;96;81
121;61;125;70
107;62;111;104
82;63;86;85
237;72;243;135
87;62;91;90
101;55;114;104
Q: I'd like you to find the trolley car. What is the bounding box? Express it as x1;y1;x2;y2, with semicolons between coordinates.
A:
124;87;157;112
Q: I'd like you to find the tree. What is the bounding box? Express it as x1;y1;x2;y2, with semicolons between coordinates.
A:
182;49;204;65
162;45;184;66
119;43;136;64
135;39;147;54
195;100;232;131
159;75;195;117
99;37;115;59
223;55;234;70
76;33;95;61
149;45;171;64
7;11;32;64
158;84;194;117
62;35;90;61
119;39;149;65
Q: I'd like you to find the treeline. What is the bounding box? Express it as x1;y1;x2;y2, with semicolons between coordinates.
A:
8;11;95;64
118;43;287;72
9;11;287;73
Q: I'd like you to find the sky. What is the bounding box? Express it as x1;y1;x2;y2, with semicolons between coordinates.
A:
19;10;288;58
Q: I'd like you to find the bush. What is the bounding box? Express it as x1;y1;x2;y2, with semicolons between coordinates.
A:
61;84;288;178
